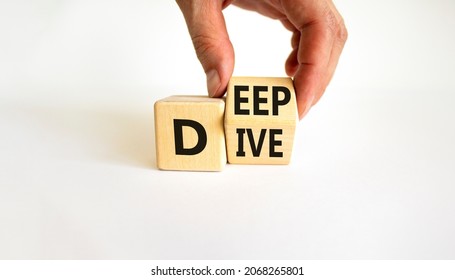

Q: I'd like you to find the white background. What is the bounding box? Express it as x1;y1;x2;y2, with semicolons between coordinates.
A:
0;0;454;259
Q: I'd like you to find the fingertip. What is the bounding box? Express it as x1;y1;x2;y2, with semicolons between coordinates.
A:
298;98;317;120
206;63;234;98
294;68;318;120
206;69;221;97
297;92;315;120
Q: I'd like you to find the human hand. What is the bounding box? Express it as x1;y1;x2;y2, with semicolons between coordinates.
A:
176;0;347;119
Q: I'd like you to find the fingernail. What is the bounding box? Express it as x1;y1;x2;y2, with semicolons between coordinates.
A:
206;69;220;97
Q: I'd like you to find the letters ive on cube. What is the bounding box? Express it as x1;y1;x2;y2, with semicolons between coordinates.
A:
224;77;297;164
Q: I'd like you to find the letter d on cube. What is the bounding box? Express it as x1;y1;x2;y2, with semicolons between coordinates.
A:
154;96;226;171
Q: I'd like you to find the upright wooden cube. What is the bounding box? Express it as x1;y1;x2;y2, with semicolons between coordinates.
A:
154;96;226;171
224;77;298;164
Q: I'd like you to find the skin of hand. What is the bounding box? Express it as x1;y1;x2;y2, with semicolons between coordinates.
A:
176;0;347;119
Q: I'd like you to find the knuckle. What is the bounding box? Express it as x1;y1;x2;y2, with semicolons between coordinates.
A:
191;34;218;63
324;9;339;36
338;21;348;43
322;7;348;45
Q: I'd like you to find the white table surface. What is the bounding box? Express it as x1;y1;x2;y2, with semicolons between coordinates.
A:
1;0;454;259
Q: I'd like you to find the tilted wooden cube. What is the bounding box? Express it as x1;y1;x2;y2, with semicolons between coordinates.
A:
154;96;226;171
224;77;298;164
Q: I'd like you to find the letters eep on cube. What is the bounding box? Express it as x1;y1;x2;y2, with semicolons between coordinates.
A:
154;96;226;171
224;77;298;164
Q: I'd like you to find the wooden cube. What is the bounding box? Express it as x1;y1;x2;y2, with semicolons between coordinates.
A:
224;77;298;164
154;96;226;171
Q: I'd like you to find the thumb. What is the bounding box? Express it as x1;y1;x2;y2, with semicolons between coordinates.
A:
177;0;235;97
